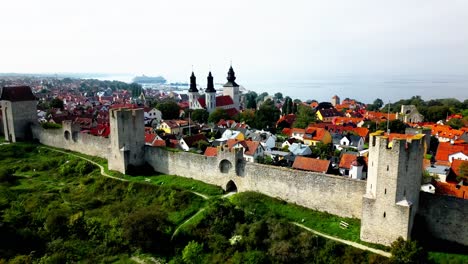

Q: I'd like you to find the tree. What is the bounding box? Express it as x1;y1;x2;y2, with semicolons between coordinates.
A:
390;237;427;264
379;119;407;134
373;98;384;109
456;161;468;183
182;241;204;264
274;92;283;100
447;118;463;129
190;109;209;124
239;109;256;127
282;97;294;115
196;140;210;152
254;99;280;131
130;83;143;98
156;100;180;120
256;92;269;103
208;108;230;124
245;91;258;109
123;207;171;253
293;105;316;128
50;98;64;109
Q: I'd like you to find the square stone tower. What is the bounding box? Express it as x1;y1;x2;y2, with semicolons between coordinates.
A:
0;86;37;142
108;108;145;174
361;131;425;246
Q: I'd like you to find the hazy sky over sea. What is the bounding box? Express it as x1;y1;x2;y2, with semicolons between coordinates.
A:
1;0;468;101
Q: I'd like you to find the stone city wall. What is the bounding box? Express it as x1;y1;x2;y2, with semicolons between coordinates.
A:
145;146;366;218
32;125;110;159
418;192;468;246
145;146;242;187
243;162;366;218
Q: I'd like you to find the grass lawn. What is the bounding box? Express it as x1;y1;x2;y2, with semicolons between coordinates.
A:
39;144;224;197
429;251;468;264
231;192;389;251
123;174;224;197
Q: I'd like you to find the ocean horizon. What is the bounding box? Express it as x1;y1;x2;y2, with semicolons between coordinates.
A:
89;74;468;104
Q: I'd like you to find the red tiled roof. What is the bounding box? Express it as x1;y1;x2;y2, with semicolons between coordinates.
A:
427;124;464;140
0;86;37;101
365;111;397;121
276;114;296;127
198;95;234;108
451;159;468;178
332;117;364;125
182;134;208;147
304;127;328;141
435;142;468;162
145;133;157;144
244;141;261;156
291;128;305;134
204;147;218;157
292;156;330;173
89;124;110;137
339;153;357;169
152;139;166;147
282;128;292;136
434;181;468;199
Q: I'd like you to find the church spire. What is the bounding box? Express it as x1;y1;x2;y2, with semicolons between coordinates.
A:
224;65;239;87
205;71;216;93
188;71;198;92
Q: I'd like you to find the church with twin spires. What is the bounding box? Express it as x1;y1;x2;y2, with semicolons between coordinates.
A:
188;66;240;116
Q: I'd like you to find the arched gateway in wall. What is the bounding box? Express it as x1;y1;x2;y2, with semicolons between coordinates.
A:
226;180;238;192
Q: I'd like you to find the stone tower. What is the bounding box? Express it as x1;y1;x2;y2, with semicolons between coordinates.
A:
361;131;425;246
223;66;240;110
0;86;37;142
188;72;199;109
205;72;217;113
331;95;340;107
108;108;145;174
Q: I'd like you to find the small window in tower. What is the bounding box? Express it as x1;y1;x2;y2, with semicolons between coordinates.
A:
383;212;386;218
387;165;389;171
385;188;387;194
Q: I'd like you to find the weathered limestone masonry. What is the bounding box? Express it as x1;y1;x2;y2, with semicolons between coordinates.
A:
243;163;365;218
361;131;425;246
417;192;468;245
31;121;110;159
1;100;37;142
145;145;245;188
108;108;145;173
144;145;366;218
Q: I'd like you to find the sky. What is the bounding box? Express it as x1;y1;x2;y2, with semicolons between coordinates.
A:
1;0;468;101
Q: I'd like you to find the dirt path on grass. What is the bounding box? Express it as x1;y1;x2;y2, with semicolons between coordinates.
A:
171;208;206;239
40;147;128;182
41;146;213;201
292;222;391;258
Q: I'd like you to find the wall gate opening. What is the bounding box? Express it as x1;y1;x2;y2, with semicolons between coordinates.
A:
226;180;238;193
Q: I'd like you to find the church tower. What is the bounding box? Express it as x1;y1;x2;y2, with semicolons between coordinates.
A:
188;72;199;109
360;131;425;246
223;66;240;110
205;72;217;113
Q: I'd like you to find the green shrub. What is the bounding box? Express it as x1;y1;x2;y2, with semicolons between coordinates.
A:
42;122;62;129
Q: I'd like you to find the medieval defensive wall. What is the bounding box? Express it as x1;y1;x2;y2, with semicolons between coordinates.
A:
0;87;466;247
